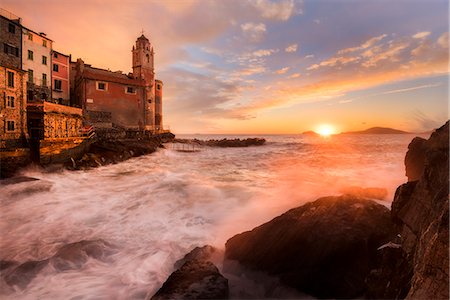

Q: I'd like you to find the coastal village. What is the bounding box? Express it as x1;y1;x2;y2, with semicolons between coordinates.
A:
0;8;168;176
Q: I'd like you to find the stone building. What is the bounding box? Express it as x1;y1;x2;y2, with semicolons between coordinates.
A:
72;34;164;132
155;79;163;131
51;50;70;105
0;10;27;149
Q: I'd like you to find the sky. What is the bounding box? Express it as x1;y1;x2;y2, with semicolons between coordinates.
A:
3;0;449;134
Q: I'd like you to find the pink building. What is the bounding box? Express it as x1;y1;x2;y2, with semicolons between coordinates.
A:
51;50;70;105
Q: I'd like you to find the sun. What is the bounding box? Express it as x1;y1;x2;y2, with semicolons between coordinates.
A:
316;124;336;137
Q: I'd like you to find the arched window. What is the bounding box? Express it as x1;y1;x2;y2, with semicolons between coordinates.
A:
146;54;150;63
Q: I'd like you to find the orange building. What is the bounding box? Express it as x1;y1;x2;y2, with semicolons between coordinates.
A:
72;34;164;132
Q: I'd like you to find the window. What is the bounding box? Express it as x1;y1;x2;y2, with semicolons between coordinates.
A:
28;50;34;60
53;64;59;72
54;79;62;91
6;121;15;132
97;82;106;90
7;71;14;88
7;96;15;108
42;56;47;65
146;54;150;63
28;33;33;41
3;44;19;57
27;90;34;101
126;86;135;94
43;40;47;47
8;23;15;34
54;52;58;58
42;73;47;86
157;84;161;91
28;69;34;83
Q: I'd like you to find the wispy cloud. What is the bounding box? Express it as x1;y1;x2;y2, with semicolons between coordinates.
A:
381;82;442;95
413;31;431;39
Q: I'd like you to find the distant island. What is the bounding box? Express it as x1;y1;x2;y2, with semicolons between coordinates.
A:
340;127;410;134
302;130;320;136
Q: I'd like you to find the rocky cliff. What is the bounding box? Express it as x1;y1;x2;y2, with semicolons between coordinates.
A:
390;121;449;299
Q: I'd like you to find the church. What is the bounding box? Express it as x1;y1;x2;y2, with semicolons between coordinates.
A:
71;34;163;132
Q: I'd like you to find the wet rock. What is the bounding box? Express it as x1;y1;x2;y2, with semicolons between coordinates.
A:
0;260;18;271
3;259;49;289
404;137;427;181
225;195;395;299
150;260;229;300
340;186;388;200
390;121;449;299
151;245;228;299
1;239;115;289
51;239;115;271
0;176;39;186
174;245;221;269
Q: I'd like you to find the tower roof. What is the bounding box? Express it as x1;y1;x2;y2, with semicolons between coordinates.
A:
137;34;149;41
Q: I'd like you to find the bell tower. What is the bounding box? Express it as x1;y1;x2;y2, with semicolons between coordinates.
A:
132;34;154;83
132;34;155;131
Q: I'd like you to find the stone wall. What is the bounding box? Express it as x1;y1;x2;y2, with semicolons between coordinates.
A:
0;66;28;149
0;16;21;69
43;102;83;139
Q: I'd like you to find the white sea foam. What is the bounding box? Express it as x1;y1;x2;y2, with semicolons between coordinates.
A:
0;134;417;299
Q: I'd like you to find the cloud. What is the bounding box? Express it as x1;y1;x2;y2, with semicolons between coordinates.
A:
305;54;314;59
275;67;290;74
339;99;353;104
313;19;321;24
250;0;302;21
338;34;387;55
381;83;442;95
285;43;298;52
253;48;279;57
437;32;449;48
241;22;267;42
412;31;431;39
289;73;301;78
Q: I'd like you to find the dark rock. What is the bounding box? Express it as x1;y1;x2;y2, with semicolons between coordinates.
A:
225;195;395;299
365;246;412;299
340;186;388;200
150;260;229;300
151;245;228;299
174;245;221;269
0;260;18;271
3;259;50;289
404;137;427;181
389;121;449;299
0;176;39;186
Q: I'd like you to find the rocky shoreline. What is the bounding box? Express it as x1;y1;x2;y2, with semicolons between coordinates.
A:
1;123;448;299
0;133;175;179
173;138;266;147
150;121;449;299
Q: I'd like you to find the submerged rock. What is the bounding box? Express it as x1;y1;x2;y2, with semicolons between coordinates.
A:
1;239;115;289
389;121;449;299
225;195;395;299
151;245;228;300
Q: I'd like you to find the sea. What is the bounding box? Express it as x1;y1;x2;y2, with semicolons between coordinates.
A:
0;133;425;299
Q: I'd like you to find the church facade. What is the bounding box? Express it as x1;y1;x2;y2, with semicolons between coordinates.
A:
71;34;163;132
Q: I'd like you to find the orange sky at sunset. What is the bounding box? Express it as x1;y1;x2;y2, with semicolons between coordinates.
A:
3;0;448;134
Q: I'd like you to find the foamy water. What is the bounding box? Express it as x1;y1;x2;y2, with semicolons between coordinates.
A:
0;134;420;299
